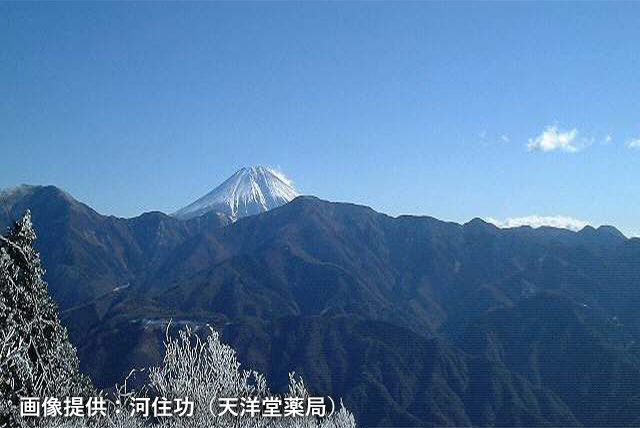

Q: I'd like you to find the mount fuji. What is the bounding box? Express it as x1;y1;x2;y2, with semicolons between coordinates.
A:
172;166;299;221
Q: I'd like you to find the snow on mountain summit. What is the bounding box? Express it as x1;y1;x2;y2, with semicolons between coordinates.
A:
172;166;299;221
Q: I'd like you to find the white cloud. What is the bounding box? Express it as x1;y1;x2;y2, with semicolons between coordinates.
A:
266;166;295;187
527;125;580;153
485;215;589;232
626;138;640;149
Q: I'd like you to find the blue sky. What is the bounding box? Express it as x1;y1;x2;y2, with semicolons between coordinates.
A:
1;2;639;236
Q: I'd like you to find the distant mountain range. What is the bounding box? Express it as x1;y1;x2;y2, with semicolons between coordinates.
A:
2;171;640;427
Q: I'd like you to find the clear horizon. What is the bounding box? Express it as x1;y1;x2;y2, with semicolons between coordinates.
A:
2;2;639;236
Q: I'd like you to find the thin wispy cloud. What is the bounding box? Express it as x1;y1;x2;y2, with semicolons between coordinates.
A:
267;166;295;187
478;131;510;147
485;215;589;232
626;138;640;150
527;126;580;153
478;130;490;148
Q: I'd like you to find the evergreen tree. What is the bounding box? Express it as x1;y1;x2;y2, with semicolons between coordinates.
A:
0;211;92;427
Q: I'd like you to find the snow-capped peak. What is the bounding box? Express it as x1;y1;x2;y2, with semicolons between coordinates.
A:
172;166;299;221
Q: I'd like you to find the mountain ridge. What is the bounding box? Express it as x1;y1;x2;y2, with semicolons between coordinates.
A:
2;183;640;427
1;183;627;239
